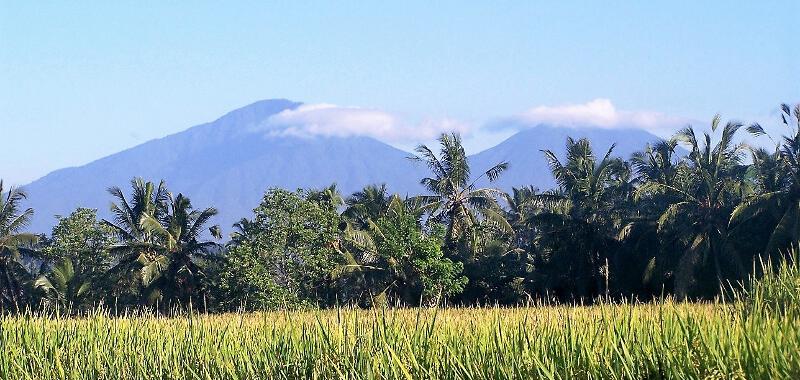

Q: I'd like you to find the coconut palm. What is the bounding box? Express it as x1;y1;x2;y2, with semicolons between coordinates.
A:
335;195;405;305
500;186;541;250
337;195;465;306
0;181;37;309
528;138;627;297
306;183;344;208
631;140;681;186
409;133;510;256
34;259;90;308
137;193;221;306
102;178;169;300
616;140;683;293
731;103;800;255
104;178;220;306
103;178;170;246
650;116;748;298
228;218;258;246
343;184;392;229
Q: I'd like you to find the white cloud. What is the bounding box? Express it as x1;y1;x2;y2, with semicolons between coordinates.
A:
260;103;471;142
254;99;688;145
513;99;688;136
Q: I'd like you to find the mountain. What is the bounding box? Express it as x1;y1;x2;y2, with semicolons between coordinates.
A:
468;125;666;190
23;99;427;233
22;100;669;234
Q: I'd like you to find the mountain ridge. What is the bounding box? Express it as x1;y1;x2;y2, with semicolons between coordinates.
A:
22;99;667;233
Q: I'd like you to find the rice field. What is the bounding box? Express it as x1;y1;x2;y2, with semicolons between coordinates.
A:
0;299;797;380
0;257;797;380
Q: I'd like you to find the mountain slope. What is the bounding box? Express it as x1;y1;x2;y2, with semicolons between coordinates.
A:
23;102;672;234
468;125;666;190
24;99;426;233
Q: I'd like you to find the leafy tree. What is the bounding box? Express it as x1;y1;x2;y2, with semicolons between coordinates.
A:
45;208;114;268
218;188;341;310
0;181;37;309
339;196;466;306
40;208;115;306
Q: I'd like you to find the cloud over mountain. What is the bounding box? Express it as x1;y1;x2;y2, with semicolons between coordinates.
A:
503;99;688;137
261;103;471;142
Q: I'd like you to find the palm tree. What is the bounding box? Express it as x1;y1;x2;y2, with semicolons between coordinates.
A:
335;195;405;305
617;140;682;294
529;138;627;297
502;186;539;225
34;259;90;308
337;195;465;306
306;183;344;208
0;181;37;309
104;178;220;307
138;193;221;306
501;186;540;250
731;103;800;255
229;217;258;246
630;140;681;187
409;133;510;256
343;184;391;229
103;178;170;246
650;116;747;298
102;178;169;301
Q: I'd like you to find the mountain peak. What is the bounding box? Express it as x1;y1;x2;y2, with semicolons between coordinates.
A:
22;98;424;233
212;98;302;127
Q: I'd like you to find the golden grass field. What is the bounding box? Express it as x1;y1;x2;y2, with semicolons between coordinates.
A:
0;299;797;379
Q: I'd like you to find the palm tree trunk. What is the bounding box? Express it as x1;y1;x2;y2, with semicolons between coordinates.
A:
2;265;19;312
675;250;698;300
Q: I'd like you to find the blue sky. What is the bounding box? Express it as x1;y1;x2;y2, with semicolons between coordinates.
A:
2;1;798;185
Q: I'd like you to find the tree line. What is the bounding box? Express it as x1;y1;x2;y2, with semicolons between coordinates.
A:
1;104;798;312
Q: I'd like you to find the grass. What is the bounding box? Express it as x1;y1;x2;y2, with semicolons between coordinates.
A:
0;302;795;379
0;256;798;379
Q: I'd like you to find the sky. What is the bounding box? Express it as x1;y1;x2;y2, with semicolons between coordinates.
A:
1;1;798;185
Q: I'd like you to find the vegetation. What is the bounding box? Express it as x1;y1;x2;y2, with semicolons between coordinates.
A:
0;104;798;378
1;106;800;310
0;181;37;310
0;269;798;378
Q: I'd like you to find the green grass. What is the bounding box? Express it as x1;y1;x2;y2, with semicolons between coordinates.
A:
1;256;798;379
0;301;796;379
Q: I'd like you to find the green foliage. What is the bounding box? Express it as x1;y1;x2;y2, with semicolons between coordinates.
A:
40;208;114;306
218;188;341;310
4;102;800;314
44;208;114;265
373;210;466;304
339;190;466;306
731;104;800;256
34;259;91;308
102;178;221;308
410;133;510;256
0;181;37;309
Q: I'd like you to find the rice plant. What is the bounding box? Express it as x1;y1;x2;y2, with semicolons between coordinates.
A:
0;291;797;379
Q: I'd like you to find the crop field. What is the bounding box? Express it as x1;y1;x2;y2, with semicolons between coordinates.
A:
0;299;796;380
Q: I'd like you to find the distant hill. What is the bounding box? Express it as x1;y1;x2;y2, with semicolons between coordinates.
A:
23;100;668;234
23;99;427;233
469;125;666;190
